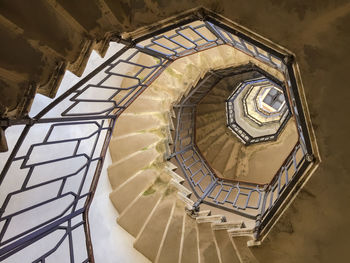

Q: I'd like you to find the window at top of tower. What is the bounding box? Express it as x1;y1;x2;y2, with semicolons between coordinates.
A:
262;87;286;112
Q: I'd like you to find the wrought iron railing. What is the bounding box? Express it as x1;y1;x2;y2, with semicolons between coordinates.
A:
0;46;169;262
171;62;314;236
0;9;315;261
225;77;292;145
166;10;315;240
171;72;264;219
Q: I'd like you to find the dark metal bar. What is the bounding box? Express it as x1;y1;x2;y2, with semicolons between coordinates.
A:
0;208;84;261
34;45;131;120
192;179;218;210
83;117;117;262
286;63;313;154
256;159;311;237
204;15;286;60
0;125;31;185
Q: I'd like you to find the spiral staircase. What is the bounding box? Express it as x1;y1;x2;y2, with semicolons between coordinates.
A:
107;42;301;262
0;8;321;263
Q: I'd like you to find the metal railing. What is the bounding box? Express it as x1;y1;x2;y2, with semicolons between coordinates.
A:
171;62;314;236
0;9;315;261
226;77;292;145
167;13;315;238
0;46;169;262
171;72;264;219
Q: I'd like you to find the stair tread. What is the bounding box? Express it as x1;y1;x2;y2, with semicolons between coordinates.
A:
108;147;160;188
113;113;164;137
213;228;240;263
199;94;226;104
134;189;177;262
109;169;158;214
204;133;229;163
197;218;221;263
211;140;235;175
109;132;161;163
196;118;225;141
201;130;227;157
180;215;199;263
157;200;185;263
117;175;170;237
222;141;242;177
197;125;226;148
125;96;166;114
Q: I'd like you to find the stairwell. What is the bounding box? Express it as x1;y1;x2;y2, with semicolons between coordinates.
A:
106;43;288;262
195;74;299;184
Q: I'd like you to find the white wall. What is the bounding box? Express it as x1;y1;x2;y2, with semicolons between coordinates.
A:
0;43;149;263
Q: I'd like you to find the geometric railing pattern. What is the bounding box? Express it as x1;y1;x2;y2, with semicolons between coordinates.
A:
0;47;168;262
0;8;316;261
171;69;265;220
226;75;291;145
170;63;308;229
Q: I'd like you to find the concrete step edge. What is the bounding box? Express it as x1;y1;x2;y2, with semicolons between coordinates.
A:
196;215;225;224
212;221;245;231
170;179;192;198
176;192;194;210
165;167;184;184
228;228;255;237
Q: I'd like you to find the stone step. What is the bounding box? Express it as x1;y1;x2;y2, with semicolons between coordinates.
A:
222;141;242;178
156;199;186;263
112;113;165;137
195;118;223;140
196;46;227;70
109;132;161;163
170;55;204;89
196;215;225;263
210;85;230;98
197;126;226;154
154;66;192;95
196;111;225;129
195;108;223;119
134;185;178;262
108;147;161;189
125;96;167;114
145;81;183;104
228;228;259;263
196;120;225;146
117;174;171;237
199;93;226;104
195;52;214;73
180;214;199;263
212;222;245;263
196;103;224;115
197;210;212;217
211;140;235;175
166;160;178;172
177;192;194;211
109;168;159;214
166;167;184;184
203;132;229;163
170;179;192;198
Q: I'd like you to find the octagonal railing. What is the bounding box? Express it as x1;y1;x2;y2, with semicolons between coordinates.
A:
226;76;291;145
0;8;316;262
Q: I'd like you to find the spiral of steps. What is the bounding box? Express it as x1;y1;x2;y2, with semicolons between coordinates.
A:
195;74;299;184
106;44;291;262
